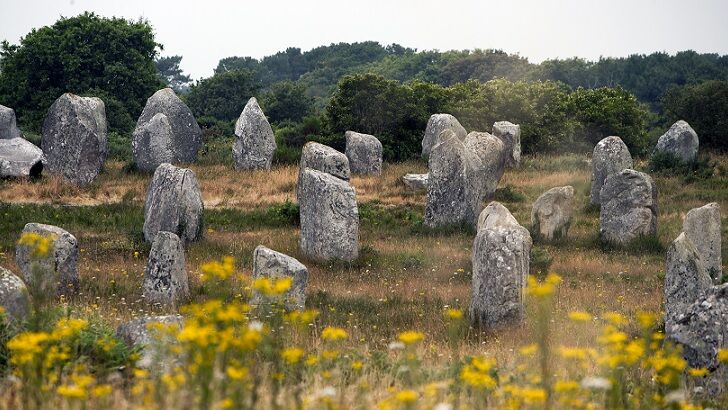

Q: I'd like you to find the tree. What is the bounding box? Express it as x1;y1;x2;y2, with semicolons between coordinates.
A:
0;12;162;133
260;81;313;124
662;80;728;151
185;69;260;122
156;55;192;94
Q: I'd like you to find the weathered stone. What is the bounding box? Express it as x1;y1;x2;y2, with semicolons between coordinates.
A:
402;173;429;191
299;142;350;180
233;97;276;170
0;137;44;178
477;201;520;232
15;223;79;296
143;231;189;306
299;168;359;261
655;120;699;162
464;131;506;199
137;88;202;163
470;222;532;329
425;131;484;228
599;169;657;246
590;136;633;205
132;113;174;172
0;105;21;139
116;315;183;370
492;121;521;168
683;203;722;283
664;232;712;330
0;266;31;321
345;131;382;175
252;245;308;310
531;186;575;241
421;114;467;157
143;163;204;243
41;93;107;185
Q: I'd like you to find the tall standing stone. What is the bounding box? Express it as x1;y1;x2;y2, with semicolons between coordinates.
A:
599;169;658;246
492;121;521;168
683;203;722;283
297;142;350;202
299;168;359;261
421;114;467;157
0;105;21;139
142;231;189;306
655;120;699;162
664;232;712;330
0;267;31;321
590;136;633;205
233;97;276;170
137;88;202;164
464;131;506;200
345;131;383;175
132;113;174;172
0;137;44;178
15;223;79;297
252;245;308;310
143;163;204;243
41;93;107;185
531;186;575;241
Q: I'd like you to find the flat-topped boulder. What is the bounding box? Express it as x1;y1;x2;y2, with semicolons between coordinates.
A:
402;173;429;191
599;169;657;246
252;246;308;310
299;142;350;180
0;267;31;321
142;231;189;307
233;97;276;170
655;120;699;162
41;93;107;185
421;114;466;157
345;131;382;175
531;186;574;241
132;113;174;172
0;105;21;139
15;223;79;297
683;202;722;283
590;136;633;205
464;131;506;199
0;137;44;178
492;121;521;168
143;163;204;243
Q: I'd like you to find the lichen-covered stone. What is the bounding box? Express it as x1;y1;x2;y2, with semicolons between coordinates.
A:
599;169;657;246
143;231;189;306
421;114;467;157
402;173;429;191
492;121;521;168
683;203;722;283
41;93;107;185
664;232;712;330
655;120;699;162
0;105;21;139
0;266;31;321
0;137;44;178
15;223;79;296
143;163;203;243
116;315;183;370
464;131;506;200
590;136;633;205
252;245;308;310
299;168;359;261
345;131;382;175
233;97;276;170
477;201;520;232
531;186;574;241
132;113;174;172
137;88;202;163
298;142;350;202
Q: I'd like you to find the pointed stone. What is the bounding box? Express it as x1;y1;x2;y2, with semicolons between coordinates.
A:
143;163;204;243
477;201;520;232
233;97;276;170
137;88;202;163
132;113;174;172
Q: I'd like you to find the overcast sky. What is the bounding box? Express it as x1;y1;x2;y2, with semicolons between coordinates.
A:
2;0;727;79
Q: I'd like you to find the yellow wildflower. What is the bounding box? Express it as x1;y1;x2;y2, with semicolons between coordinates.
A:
252;276;293;296
688;368;709;377
281;347;305;365
321;326;348;341
18;232;54;258
444;308;463;319
200;256;236;282
398;331;424;345
395;389;418;404
568;311;592;322
718;348;728;364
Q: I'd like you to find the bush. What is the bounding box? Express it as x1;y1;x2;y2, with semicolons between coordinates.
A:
185;69;260;122
648;151;715;181
197;116;234;138
107;132;132;162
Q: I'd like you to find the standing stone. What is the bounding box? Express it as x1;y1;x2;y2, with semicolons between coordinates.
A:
15;223;79;296
477;201;520;232
421;114;467;157
683;203;722;283
425;131;484;228
599;169;657;246
492;121;521;168
137;88;202;164
143;163;204;243
464;131;506;199
0;267;31;321
345;131;383;175
0;105;21;139
0;137;44;178
664;232;712;330
41;93;107;185
470;212;532;329
531;186;575;241
233;97;276;170
402;173;429;191
298;142;350;203
655;120;699;162
132;113;174;172
116;315;183;370
590;136;633;205
143;232;189;306
299;168;359;261
252;245;308;310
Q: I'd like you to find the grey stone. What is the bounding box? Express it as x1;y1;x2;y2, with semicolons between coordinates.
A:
143;231;189;306
132;113;174;172
464;131;506;199
655;120;699;162
233;97;276;170
15;223;79;296
590;136;633;205
477;201;520;232
345;131;383;175
684;203;722;283
116;315;183;370
0;137;44;178
41;93;107;185
492;121;521;168
252;245;308;310
299;168;359;262
531;186;575;241
664;232;712;330
421;114;467;157
0;105;21;139
0;266;31;321
298;142;350;203
599;169;657;246
143;163;204;243
402;173;429;191
137;88;202;164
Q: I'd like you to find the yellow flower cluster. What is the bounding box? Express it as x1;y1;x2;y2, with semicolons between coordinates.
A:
460;356;497;389
398;331;424;345
17;231;54;258
200;256;236;282
252;276;292;296
526;273;562;297
321;326;348;341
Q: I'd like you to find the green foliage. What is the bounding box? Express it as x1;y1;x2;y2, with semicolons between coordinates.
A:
155;55;192;94
196;116;234;139
530;247;554;278
662;80;728;151
185;69;260;122
107;132;132;162
493;185;527;203
260;81;314;123
0;12;163;133
648;151;715;181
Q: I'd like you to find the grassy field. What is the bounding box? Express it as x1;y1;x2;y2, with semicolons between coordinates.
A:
0;151;726;408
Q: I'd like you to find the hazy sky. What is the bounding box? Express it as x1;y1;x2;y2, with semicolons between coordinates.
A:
2;0;727;79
